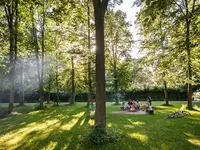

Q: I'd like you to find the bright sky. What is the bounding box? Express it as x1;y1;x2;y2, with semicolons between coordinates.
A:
114;1;144;59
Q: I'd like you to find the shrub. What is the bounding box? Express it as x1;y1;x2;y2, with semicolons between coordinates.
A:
88;125;118;146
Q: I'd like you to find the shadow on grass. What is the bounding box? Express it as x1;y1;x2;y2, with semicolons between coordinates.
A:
0;104;93;150
0;103;200;150
160;103;174;107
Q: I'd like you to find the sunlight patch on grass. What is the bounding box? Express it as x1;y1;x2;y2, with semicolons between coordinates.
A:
107;123;112;127
124;125;135;129
61;112;85;130
73;112;85;117
88;119;94;126
128;119;145;125
185;132;200;147
188;139;200;147
132;121;145;125
193;105;200;111
128;132;148;143
180;104;187;110
0;119;60;149
184;132;194;138
61;118;79;130
29;110;41;115
61;136;72;150
80;118;86;126
42;141;58;150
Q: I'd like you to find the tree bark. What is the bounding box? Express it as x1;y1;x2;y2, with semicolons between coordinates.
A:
114;32;119;105
163;80;168;105
56;53;59;105
5;1;16;114
93;0;109;127
186;21;193;110
14;0;18;62
87;0;93;107
185;0;193;110
71;55;75;104
39;0;45;108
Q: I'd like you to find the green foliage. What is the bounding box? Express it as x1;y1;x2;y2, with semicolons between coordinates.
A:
87;125;119;146
135;0;200;104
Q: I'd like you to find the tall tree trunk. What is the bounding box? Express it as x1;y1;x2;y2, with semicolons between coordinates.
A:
19;58;24;105
14;0;18;62
93;0;109;127
14;0;24;106
5;1;16;114
114;32;119;105
56;53;59;105
39;0;45;108
30;5;41;106
186;21;192;110
185;0;193;110
87;0;93;107
71;55;75;104
163;80;168;105
9;47;15;113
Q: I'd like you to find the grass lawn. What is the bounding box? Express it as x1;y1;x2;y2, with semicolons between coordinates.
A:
0;102;200;150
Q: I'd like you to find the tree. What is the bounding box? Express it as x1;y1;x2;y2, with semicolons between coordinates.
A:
105;9;132;104
4;0;19;113
87;0;93;107
93;0;109;127
135;0;200;109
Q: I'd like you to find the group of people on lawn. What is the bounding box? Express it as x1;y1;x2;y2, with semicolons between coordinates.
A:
121;97;152;112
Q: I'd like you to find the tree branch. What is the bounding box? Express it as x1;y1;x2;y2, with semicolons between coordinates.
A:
173;1;186;17
189;0;196;23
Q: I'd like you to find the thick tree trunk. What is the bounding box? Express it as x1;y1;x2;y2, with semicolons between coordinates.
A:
5;1;16;114
185;0;193;110
93;0;108;127
87;0;93;107
71;55;75;104
163;80;168;105
186;21;193;109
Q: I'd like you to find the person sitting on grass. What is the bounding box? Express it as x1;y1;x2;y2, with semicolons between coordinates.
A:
146;97;154;114
121;101;126;111
130;104;136;112
147;96;152;106
132;100;137;108
128;99;133;109
136;100;141;110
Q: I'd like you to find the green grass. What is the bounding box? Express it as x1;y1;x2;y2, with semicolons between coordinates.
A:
0;102;200;150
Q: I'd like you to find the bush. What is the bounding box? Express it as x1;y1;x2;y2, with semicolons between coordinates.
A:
88;125;118;146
